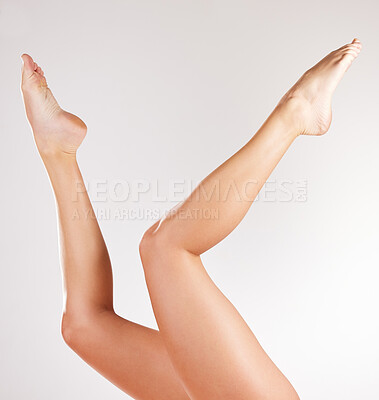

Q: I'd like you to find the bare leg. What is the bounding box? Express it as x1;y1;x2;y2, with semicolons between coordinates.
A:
140;40;362;400
21;55;189;400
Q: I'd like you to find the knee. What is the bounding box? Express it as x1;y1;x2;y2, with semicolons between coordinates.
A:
61;312;83;349
140;221;170;259
61;311;93;351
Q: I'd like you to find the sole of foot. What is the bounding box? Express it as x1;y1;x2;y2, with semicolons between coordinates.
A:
278;38;362;136
21;54;87;158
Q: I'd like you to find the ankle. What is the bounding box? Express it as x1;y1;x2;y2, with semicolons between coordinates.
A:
271;98;305;139
40;148;78;168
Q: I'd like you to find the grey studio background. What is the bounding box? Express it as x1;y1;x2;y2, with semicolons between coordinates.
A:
1;0;378;399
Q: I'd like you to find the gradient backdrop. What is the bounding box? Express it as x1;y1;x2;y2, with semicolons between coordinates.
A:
1;0;378;399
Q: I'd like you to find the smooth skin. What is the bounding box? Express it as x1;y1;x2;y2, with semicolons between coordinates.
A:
21;57;190;400
21;39;361;400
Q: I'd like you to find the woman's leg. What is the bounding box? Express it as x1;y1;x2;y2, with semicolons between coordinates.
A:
21;55;189;400
140;40;362;400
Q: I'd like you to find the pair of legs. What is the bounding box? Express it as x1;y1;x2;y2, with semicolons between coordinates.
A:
21;39;361;400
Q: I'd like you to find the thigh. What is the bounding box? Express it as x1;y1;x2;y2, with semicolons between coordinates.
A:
64;310;190;400
141;245;299;400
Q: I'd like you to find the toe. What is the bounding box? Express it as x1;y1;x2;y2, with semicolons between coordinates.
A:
352;38;362;49
21;54;35;77
342;51;358;60
336;40;362;55
344;46;359;55
333;41;361;65
21;55;48;91
337;49;359;69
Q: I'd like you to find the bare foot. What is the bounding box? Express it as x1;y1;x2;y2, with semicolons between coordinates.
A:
21;54;87;157
279;38;362;136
